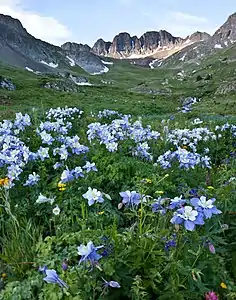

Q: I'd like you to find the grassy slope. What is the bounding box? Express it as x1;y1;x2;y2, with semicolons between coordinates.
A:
0;44;236;121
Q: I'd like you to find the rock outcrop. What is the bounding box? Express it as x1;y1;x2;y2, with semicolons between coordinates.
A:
92;30;182;58
0;76;16;91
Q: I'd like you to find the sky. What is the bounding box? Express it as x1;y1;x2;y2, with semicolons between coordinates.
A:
0;0;235;46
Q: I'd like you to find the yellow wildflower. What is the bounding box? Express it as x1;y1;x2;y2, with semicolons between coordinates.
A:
141;178;152;184
98;211;104;215
0;177;9;187
220;282;227;289
156;191;164;195
1;273;7;279
207;186;215;190
182;145;188;149
58;182;66;191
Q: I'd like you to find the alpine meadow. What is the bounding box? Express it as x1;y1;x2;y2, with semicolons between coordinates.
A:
0;8;236;300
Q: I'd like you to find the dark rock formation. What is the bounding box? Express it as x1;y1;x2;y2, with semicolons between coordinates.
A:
61;42;91;52
213;12;236;44
41;79;80;93
186;31;211;43
92;39;112;56
215;81;236;95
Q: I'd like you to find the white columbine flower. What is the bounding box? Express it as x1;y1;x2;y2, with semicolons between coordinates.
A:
82;187;104;206
36;193;55;205
53;205;60;215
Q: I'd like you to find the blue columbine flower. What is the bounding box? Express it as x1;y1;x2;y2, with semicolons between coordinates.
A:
78;241;103;268
102;277;121;288
82;187;104;206
168;195;186;209
83;161;98;173
43;269;68;288
60;168;74;183
37;147;50;161
119;190;141;206
152;197;166;215
171;205;204;231
190;196;222;219
53;162;62;170
23;172;40;186
73;166;84;179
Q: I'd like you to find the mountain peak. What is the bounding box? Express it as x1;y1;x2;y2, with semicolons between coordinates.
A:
61;42;91;52
227;12;236;20
92;29;181;58
0;13;27;35
213;11;236;43
188;31;211;42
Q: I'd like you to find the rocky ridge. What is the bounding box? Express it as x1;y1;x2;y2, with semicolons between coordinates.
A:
0;14;108;75
92;30;210;59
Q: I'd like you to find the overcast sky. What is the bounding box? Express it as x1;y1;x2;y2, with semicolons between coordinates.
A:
0;0;235;46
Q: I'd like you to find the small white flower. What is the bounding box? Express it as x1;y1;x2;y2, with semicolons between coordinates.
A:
192;118;203;125
53;205;60;215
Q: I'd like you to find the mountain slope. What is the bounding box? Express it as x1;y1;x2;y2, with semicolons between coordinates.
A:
161;12;236;68
0;14;107;74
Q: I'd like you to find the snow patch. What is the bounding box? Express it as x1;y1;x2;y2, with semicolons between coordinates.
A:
91;66;109;75
66;56;75;67
224;41;228;46
179;53;187;61
177;71;184;77
193;46;198;50
75;82;92;86
25;67;34;73
149;59;159;69
101;60;114;65
41;60;58;68
25;67;41;75
214;44;223;49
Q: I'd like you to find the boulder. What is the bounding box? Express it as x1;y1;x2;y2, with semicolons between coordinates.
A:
0;76;16;90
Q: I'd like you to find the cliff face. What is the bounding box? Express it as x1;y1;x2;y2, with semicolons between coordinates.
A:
92;38;112;56
92;30;183;58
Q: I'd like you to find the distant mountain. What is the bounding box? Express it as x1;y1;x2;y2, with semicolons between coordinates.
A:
0;14;108;74
0;11;236;73
92;30;210;59
161;12;236;68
